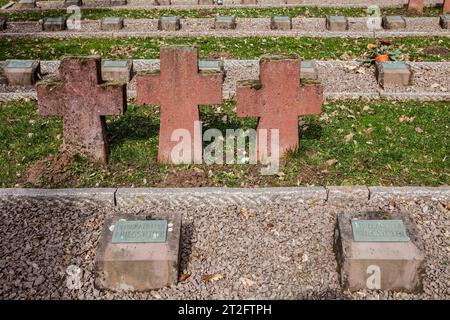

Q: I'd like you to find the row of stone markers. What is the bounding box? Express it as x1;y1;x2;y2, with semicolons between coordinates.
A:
34;46;323;164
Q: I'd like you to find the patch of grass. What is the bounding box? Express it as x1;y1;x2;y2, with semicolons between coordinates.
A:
0;36;449;61
0;99;448;188
0;5;445;21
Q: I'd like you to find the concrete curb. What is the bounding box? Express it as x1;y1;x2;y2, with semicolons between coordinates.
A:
0;186;448;208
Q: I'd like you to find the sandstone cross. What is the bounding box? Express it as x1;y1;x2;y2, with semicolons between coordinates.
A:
136;46;223;163
409;0;449;13
236;56;323;161
445;0;450;13
37;57;127;163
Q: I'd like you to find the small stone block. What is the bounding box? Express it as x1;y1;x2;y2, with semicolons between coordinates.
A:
300;60;318;80
198;60;224;72
42;17;67;31
101;59;133;82
198;0;213;4
285;0;302;3
95;214;181;291
64;0;82;7
158;16;181;31
270;16;292;30
326;16;348;31
16;0;36;9
439;15;450;29
241;0;257;4
110;0;127;5
335;212;425;292
214;16;236;30
4;60;40;86
382;16;406;29
375;62;412;87
154;0;171;5
0;17;6;31
100;17;124;31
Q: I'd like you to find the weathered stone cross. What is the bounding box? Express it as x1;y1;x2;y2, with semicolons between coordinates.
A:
136;46;223;163
37;57;127;163
236;56;323;160
409;0;449;13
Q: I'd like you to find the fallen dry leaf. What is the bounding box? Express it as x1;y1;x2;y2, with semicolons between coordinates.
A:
240;277;256;287
415;127;424;133
240;207;253;219
179;273;191;282
364;127;374;135
399;115;415;123
326;158;338;166
344;132;354;142
202;272;224;283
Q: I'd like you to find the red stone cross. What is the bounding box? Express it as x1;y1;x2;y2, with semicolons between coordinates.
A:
236;56;323;161
136;46;223;163
409;0;449;13
37;57;127;163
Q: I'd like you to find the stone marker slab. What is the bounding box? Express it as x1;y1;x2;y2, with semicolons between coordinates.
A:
439;15;450;29
285;0;302;3
42;17;67;32
136;46;223;163
110;0;127;5
198;60;224;73
154;0;171;6
16;0;36;9
214;16;236;30
407;0;424;14
375;61;412;87
64;0;82;7
100;16;124;31
198;0;213;4
326;16;349;31
241;0;257;4
300;60;318;80
158;16;181;31
236;55;323;161
95;213;181;291
0;17;6;31
270;16;292;30
4;60;40;86
382;16;406;29
36;57;127;163
335;211;425;292
101;59;133;82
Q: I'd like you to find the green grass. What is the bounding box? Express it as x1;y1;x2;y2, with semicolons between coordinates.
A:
1;99;448;188
1;36;449;61
0;5;445;21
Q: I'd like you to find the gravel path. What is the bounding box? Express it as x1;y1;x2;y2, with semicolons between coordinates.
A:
1;60;449;102
0;187;448;299
1;17;449;38
4;0;445;11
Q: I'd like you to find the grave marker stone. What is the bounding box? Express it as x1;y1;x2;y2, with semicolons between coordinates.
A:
270;16;292;30
100;16;124;31
95;214;181;291
236;55;323;160
241;0;257;4
407;0;424;14
36;57;127;163
382;16;406;29
440;14;450;28
300;60;318;80
158;16;181;31
64;0;82;7
375;61;412;87
41;17;67;32
326;16;348;31
154;0;171;5
214;16;236;30
198;60;224;73
101;59;133;82
136;46;223;163
4;60;40;86
335;212;425;292
16;0;36;9
198;0;213;4
110;0;127;5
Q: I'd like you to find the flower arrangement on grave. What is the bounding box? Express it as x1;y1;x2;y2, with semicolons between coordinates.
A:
359;40;402;64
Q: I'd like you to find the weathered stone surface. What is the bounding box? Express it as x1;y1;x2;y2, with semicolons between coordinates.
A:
4;60;40;86
198;60;224;73
440;14;450;28
236;56;323;160
100;16;124;31
241;0;257;4
326;16;348;31
382;16;406;29
327;186;369;206
36;57;127;163
285;0;302;3
42;17;67;32
158;16;181;31
407;0;424;14
154;0;171;5
95;213;181;291
270;16;292;30
335;211;425;292
445;0;450;14
214;16;236;30
300;60;318;80
198;0;213;4
101;59;133;82
136;46;223;163
0;17;6;31
110;0;127;5
369;186;450;201
16;0;36;9
64;0;82;7
375;61;412;87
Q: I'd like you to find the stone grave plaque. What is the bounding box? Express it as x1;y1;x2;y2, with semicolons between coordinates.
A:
5;60;40;86
198;60;223;72
103;60;129;68
112;220;168;243
101;59;133;82
7;60;34;69
351;219;410;242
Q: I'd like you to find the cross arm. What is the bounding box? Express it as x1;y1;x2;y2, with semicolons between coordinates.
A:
297;84;323;116
236;80;263;117
197;72;223;105
94;82;127;116
36;80;66;116
136;72;162;106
